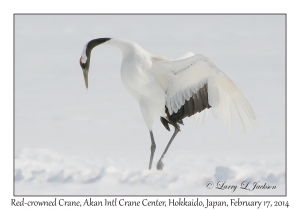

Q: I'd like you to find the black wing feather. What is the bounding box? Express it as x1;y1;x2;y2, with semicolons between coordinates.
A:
161;83;211;130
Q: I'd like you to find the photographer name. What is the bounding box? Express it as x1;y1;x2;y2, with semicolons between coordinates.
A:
216;181;276;192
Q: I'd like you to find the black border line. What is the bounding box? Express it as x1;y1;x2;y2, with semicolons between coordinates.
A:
13;13;287;197
14;13;286;15
13;13;15;197
285;13;287;197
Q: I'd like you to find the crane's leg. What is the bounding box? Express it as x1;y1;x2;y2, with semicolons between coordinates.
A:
148;131;156;170
157;127;180;170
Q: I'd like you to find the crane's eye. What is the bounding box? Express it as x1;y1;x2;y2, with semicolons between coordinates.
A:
79;58;86;69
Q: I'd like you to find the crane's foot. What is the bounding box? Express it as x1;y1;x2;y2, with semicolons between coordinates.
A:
157;159;164;170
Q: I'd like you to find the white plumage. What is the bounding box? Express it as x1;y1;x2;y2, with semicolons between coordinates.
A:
153;53;257;132
79;38;256;170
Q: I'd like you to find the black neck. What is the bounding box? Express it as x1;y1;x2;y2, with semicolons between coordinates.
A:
83;38;111;69
86;38;111;57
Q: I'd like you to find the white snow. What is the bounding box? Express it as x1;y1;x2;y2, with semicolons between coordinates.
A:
15;147;285;195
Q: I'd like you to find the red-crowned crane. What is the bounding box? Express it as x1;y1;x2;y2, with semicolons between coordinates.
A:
79;38;256;170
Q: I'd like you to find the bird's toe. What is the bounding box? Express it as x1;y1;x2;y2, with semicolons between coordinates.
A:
157;160;164;170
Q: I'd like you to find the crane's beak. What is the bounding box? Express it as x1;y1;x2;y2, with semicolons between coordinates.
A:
82;69;89;89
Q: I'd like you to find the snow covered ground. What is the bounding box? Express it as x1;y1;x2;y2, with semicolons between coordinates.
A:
15;146;285;195
14;15;285;196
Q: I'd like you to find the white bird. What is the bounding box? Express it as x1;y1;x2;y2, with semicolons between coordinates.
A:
79;38;256;170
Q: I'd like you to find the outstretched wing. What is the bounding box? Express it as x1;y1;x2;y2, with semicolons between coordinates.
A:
151;54;256;132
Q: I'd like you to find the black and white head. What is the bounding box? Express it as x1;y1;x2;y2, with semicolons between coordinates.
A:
79;38;111;89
